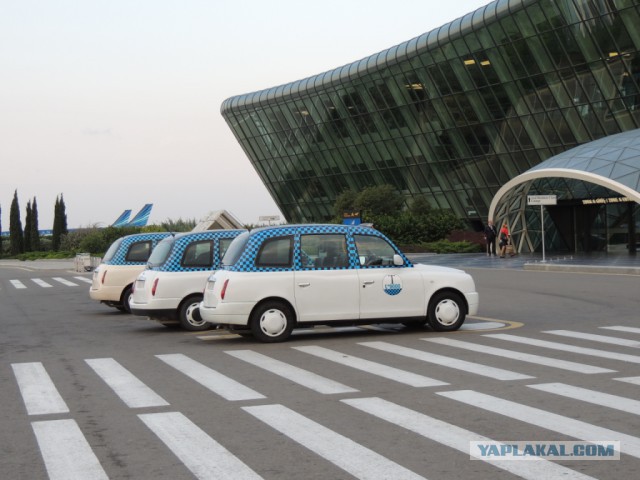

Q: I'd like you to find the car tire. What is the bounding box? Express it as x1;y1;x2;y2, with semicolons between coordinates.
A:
178;295;209;331
121;286;133;314
427;291;466;331
250;301;295;343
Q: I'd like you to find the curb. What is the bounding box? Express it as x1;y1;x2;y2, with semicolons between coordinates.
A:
523;263;640;275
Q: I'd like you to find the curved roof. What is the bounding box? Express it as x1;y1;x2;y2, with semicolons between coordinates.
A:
489;129;640;220
221;0;536;112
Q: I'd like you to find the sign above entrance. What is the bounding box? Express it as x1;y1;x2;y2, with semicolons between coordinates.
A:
527;195;557;206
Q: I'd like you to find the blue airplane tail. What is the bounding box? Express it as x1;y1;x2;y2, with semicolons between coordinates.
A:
127;204;153;227
111;209;132;227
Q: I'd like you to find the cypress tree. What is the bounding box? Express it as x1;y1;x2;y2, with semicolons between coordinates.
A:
24;200;32;252
52;194;68;251
31;197;41;251
10;190;24;255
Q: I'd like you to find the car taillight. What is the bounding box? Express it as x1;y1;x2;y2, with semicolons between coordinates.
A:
152;278;159;296
220;279;229;300
101;271;107;284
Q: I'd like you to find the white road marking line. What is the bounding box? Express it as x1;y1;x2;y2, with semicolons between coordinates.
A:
243;404;424;480
438;390;640;458
225;350;358;394
32;419;108;480
139;412;262;480
32;278;53;288
294;345;448;387
85;358;169;408
360;341;534;381
343;397;596;480
156;353;265;401
10;279;27;289
52;277;78;287
528;382;640;416
11;362;69;415
544;330;640;348
73;276;93;284
600;326;640;335
614;376;640;386
485;333;640;364
424;337;614;374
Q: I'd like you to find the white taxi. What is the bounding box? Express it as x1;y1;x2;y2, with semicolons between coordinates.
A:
200;224;479;342
129;229;245;330
90;232;171;312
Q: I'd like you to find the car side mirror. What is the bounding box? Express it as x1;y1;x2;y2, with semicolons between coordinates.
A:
393;254;404;266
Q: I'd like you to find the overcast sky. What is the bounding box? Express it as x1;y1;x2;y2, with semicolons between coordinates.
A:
1;0;490;229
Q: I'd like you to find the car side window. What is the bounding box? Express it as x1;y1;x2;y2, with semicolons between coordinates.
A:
354;234;397;267
256;236;293;268
126;241;152;262
181;240;213;267
300;234;349;269
219;238;234;259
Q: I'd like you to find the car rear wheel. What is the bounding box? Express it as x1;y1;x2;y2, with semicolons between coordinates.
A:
250;301;295;343
178;295;209;331
121;286;133;314
427;291;466;331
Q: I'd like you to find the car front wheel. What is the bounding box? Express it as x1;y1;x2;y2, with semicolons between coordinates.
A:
427;291;466;331
250;301;295;343
178;295;209;331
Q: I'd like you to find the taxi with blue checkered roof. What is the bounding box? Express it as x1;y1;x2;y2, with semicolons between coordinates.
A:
199;224;479;342
129;229;246;330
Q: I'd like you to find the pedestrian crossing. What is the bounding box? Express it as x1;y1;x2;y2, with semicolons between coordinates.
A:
3;275;91;290
10;325;640;479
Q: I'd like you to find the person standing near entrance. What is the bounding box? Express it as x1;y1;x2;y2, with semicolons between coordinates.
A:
484;220;497;256
499;222;510;258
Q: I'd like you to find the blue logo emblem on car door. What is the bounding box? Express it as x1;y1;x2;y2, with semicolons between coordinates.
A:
383;275;402;296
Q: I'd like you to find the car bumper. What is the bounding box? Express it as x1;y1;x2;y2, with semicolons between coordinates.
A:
89;286;124;302
199;301;254;326
465;292;479;316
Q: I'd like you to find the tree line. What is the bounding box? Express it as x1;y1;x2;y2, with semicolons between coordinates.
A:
0;190;68;256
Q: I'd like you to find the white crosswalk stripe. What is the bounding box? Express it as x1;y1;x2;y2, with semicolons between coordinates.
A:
293;345;449;387
86;358;169;408
343;397;597;480
424;337;615;374
73;276;92;284
438;389;640;459
12;362;69;415
600;325;640;335
485;333;640;364
243;403;425;480
543;329;640;348
360;341;534;380
52;277;78;287
31;278;53;288
225;350;358;394
157;353;266;401
139;412;262;480
32;419;109;480
615;376;640;385
528;382;640;415
10;279;26;289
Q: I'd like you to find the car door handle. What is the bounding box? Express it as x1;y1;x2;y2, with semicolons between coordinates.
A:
363;280;375;285
298;282;311;287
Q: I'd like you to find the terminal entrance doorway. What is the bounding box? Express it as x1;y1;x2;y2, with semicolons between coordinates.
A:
547;201;638;253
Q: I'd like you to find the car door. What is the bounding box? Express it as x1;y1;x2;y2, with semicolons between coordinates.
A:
354;234;425;320
294;233;359;322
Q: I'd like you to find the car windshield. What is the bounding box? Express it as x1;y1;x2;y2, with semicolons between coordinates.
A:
221;231;250;266
147;237;175;267
102;237;124;262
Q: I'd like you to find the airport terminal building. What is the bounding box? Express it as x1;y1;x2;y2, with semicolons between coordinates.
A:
221;0;640;253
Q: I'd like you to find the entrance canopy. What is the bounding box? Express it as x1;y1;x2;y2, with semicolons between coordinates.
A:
489;129;640;253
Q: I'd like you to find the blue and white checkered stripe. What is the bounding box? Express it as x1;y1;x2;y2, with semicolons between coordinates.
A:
227;224;412;272
152;230;245;272
106;233;171;266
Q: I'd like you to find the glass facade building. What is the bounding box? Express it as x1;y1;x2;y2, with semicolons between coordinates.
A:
221;0;640;252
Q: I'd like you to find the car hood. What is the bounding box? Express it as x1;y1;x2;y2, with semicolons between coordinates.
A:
412;263;468;275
